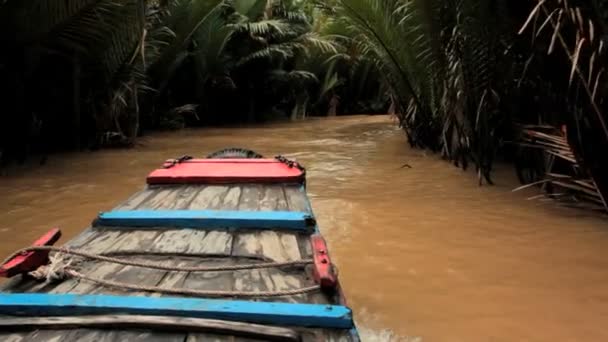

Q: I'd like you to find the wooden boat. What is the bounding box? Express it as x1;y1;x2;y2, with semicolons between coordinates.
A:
0;149;359;341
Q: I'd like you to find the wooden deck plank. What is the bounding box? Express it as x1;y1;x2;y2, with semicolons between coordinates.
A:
188;186;230;210
232;233;262;259
137;185;200;210
150;230;206;254
47;230;129;294
70;329;184;342
137;187;177;209
297;234;313;258
155;260;193;297
61;262;126;295
0;333;25;342
173;186;203;209
284;186;310;212
182;259;235;294
104;230;161;254
233;268;267;297
280;234;301;261
0;315;298;341
114;189;155;210
186;334;264;342
259;231;300;262
22;329;79;342
63;228;99;248
238;185;263;210
222;186;242;210
98;257;169;296
260;185;288;211
85;231;124;254
194;231;232;255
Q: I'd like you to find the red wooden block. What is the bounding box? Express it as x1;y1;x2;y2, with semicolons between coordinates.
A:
310;234;337;290
148;159;305;185
0;228;62;278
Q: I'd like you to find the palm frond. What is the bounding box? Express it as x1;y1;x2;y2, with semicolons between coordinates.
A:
237;45;293;65
239;19;292;36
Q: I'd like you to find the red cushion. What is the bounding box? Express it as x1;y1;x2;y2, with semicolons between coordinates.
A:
147;159;304;185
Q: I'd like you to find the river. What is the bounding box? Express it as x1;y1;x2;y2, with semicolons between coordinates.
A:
1;115;607;341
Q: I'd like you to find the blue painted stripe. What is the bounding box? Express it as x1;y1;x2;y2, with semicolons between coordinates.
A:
95;210;315;231
0;294;353;329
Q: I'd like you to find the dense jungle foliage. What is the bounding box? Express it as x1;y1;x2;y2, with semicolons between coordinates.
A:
0;0;607;210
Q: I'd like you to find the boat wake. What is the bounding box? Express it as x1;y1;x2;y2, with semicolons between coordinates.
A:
358;326;421;342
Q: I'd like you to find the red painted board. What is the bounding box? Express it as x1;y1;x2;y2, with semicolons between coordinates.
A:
0;228;62;278
310;234;337;290
148;159;305;185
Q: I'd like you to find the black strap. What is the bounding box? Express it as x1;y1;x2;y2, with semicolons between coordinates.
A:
163;155;193;169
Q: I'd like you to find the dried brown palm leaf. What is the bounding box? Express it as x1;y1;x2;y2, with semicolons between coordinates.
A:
516;127;606;212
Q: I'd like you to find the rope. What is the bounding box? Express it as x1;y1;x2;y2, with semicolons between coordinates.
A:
2;246;313;272
64;268;320;298
9;246;321;298
28;253;72;284
15;247;320;298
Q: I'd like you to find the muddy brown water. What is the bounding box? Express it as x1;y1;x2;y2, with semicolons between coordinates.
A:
1;115;607;341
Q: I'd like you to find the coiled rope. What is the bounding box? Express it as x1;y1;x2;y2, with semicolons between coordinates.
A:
3;246;320;298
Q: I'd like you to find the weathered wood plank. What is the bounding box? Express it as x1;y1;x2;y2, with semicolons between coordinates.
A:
104;230;160;254
221;186;242;210
279;233;301;261
233;231;321;304
0;315;299;341
114;188;155;210
187;333;274;342
284;186;310;212
46;230;128;294
259;185;288;211
56;262;125;295
97;257;169;296
181;259;234;294
155;260;193;297
0;278;22;293
85;231;124;254
0;333;25;342
22;329;79;342
193;231;232;255
150;230;206;254
136;187;177;209
188;186;230;210
238;185;263;210
63;228;99;248
297;234;313;258
232;233;262;259
263;270;308;304
259;231;300;262
233;268;268;298
152;186;201;210
68;329;184;342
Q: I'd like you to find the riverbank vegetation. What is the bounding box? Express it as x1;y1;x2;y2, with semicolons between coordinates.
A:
328;0;608;211
1;0;607;211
